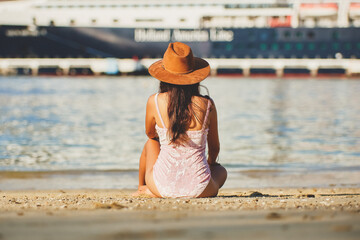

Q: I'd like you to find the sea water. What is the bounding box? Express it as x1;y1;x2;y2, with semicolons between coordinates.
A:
0;76;360;189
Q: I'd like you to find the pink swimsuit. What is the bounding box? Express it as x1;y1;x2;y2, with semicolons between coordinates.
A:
153;93;212;198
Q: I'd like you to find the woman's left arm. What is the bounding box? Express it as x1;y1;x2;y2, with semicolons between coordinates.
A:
145;94;158;139
207;100;220;166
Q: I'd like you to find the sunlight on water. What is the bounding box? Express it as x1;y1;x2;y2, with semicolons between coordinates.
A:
1;76;360;172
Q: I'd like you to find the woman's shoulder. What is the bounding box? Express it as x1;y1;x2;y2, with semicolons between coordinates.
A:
194;95;216;109
146;94;158;110
148;93;157;99
147;93;167;109
147;93;163;102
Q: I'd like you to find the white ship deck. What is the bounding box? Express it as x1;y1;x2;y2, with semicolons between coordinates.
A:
1;0;360;28
1;58;359;77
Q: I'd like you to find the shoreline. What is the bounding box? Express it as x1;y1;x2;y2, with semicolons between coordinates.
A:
1;168;360;190
1;188;359;240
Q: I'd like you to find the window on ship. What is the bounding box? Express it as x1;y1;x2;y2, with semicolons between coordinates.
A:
307;31;315;39
357;43;360;50
271;43;279;51
260;32;268;41
296;43;304;50
344;43;352;51
260;43;267;50
332;43;340;51
284;31;291;39
308;43;316;51
284;43;292;50
225;44;233;51
332;31;339;40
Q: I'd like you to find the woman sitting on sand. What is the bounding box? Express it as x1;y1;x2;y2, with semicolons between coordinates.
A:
135;42;227;198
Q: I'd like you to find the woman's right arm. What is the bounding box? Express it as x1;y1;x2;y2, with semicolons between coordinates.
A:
207;100;220;166
145;94;158;139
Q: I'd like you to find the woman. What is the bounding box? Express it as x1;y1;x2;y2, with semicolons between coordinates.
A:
135;42;227;198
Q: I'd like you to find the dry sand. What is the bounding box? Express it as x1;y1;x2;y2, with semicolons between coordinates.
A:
0;188;359;240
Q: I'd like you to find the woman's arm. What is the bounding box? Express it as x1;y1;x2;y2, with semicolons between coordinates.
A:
207;100;220;166
145;94;158;139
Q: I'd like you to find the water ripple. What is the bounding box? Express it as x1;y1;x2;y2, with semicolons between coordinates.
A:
0;76;360;172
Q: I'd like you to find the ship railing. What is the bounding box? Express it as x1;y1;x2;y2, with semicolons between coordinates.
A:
0;58;360;77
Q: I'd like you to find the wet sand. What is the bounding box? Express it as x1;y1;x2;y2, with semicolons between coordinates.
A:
0;188;359;240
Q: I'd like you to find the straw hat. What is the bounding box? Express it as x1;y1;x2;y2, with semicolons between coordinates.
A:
148;42;210;85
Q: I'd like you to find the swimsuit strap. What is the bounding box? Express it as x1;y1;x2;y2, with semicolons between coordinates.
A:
201;98;212;131
155;93;166;128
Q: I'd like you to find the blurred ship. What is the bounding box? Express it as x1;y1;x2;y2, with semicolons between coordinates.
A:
0;0;360;75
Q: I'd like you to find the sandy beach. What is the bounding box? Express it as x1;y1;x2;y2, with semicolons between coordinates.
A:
0;187;359;240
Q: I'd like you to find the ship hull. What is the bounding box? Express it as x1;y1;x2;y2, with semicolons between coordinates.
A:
1;25;360;59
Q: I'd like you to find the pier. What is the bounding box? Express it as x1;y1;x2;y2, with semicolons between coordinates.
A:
0;58;360;77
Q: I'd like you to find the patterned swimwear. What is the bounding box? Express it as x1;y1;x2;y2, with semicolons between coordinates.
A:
153;93;211;198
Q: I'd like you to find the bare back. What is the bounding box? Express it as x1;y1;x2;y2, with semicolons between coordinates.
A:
154;93;210;131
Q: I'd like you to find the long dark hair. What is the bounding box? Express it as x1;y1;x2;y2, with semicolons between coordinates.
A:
159;81;207;145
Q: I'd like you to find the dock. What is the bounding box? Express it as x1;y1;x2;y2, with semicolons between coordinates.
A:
0;58;359;77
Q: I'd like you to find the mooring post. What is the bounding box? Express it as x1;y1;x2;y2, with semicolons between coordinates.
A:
210;68;217;76
30;61;39;76
31;67;38;76
0;60;9;76
345;68;352;77
308;62;319;77
275;68;284;77
310;68;318;77
243;68;250;77
274;62;284;78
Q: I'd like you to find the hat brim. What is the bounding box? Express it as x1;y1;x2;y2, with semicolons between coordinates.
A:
148;57;210;85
